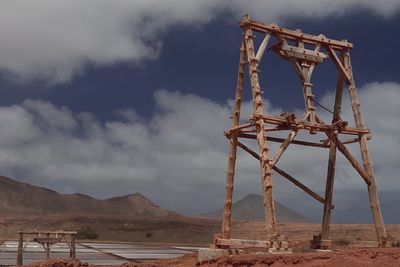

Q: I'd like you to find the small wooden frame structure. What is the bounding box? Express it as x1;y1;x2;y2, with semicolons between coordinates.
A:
16;230;77;265
215;15;387;249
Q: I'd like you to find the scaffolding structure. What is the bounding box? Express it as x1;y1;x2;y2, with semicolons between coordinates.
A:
16;231;77;265
214;15;387;249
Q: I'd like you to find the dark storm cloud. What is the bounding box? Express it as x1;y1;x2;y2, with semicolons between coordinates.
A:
0;1;398;83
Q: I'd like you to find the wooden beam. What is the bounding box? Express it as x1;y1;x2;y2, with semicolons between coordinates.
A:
221;40;247;239
70;234;76;259
273;166;334;209
227;122;254;133
342;137;361;144
322;50;345;240
325;132;371;185
255;33;271;62
240;16;353;49
328;46;352;84
215;238;271;249
270;130;297;168
275;43;328;64
244;27;279;237
238;133;329;148
236;141;333;208
251;114;370;135
17;232;23;265
309;42;321;76
344;51;387;245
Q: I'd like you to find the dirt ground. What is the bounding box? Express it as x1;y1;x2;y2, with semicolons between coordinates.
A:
6;216;400;267
3;215;400;245
26;248;400;267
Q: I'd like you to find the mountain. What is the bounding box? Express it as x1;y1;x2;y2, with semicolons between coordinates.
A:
0;175;178;218
202;194;313;223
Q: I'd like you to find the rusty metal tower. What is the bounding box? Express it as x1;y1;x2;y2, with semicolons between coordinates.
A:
214;15;387;249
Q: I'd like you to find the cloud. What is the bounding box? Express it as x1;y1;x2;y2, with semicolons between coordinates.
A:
0;0;398;83
0;82;398;220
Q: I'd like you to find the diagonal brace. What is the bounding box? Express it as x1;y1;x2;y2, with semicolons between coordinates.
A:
327;46;352;84
236;140;333;209
270;130;297;168
325;132;371;185
256;33;271;62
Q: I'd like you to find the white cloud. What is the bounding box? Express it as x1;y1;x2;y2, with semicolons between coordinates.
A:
0;82;398;217
0;0;398;83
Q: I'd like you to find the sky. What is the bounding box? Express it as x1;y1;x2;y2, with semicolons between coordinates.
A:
0;1;399;224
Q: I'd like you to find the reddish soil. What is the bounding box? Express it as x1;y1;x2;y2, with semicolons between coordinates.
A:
195;248;400;267
26;248;400;267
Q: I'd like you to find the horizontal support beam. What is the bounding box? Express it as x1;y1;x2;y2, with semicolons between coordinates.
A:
240;17;353;49
227;122;254;133
215;238;272;248
275;43;328;64
18;231;77;235
342;137;361;145
236;141;333;209
238;133;329;148
251;114;370;135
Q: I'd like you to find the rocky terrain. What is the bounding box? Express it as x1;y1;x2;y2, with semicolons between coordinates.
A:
0;175;177;217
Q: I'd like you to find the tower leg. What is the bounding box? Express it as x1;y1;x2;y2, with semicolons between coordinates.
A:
221;40;246;239
321;143;336;240
345;52;387;245
244;27;278;237
321;51;345;240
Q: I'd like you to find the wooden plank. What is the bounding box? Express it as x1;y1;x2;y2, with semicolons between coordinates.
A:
236;141;333;208
239;16;353;49
221;40;247;239
255;33;271;62
215;238;271;249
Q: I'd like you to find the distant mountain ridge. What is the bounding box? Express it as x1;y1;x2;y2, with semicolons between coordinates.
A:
202;194;313;223
0;175;178;218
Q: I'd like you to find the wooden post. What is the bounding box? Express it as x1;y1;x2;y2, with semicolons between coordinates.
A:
301;63;317;125
70;234;76;259
221;39;246;239
344;51;387;245
45;232;50;259
321;49;345;240
16;232;23;266
244;26;279;238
